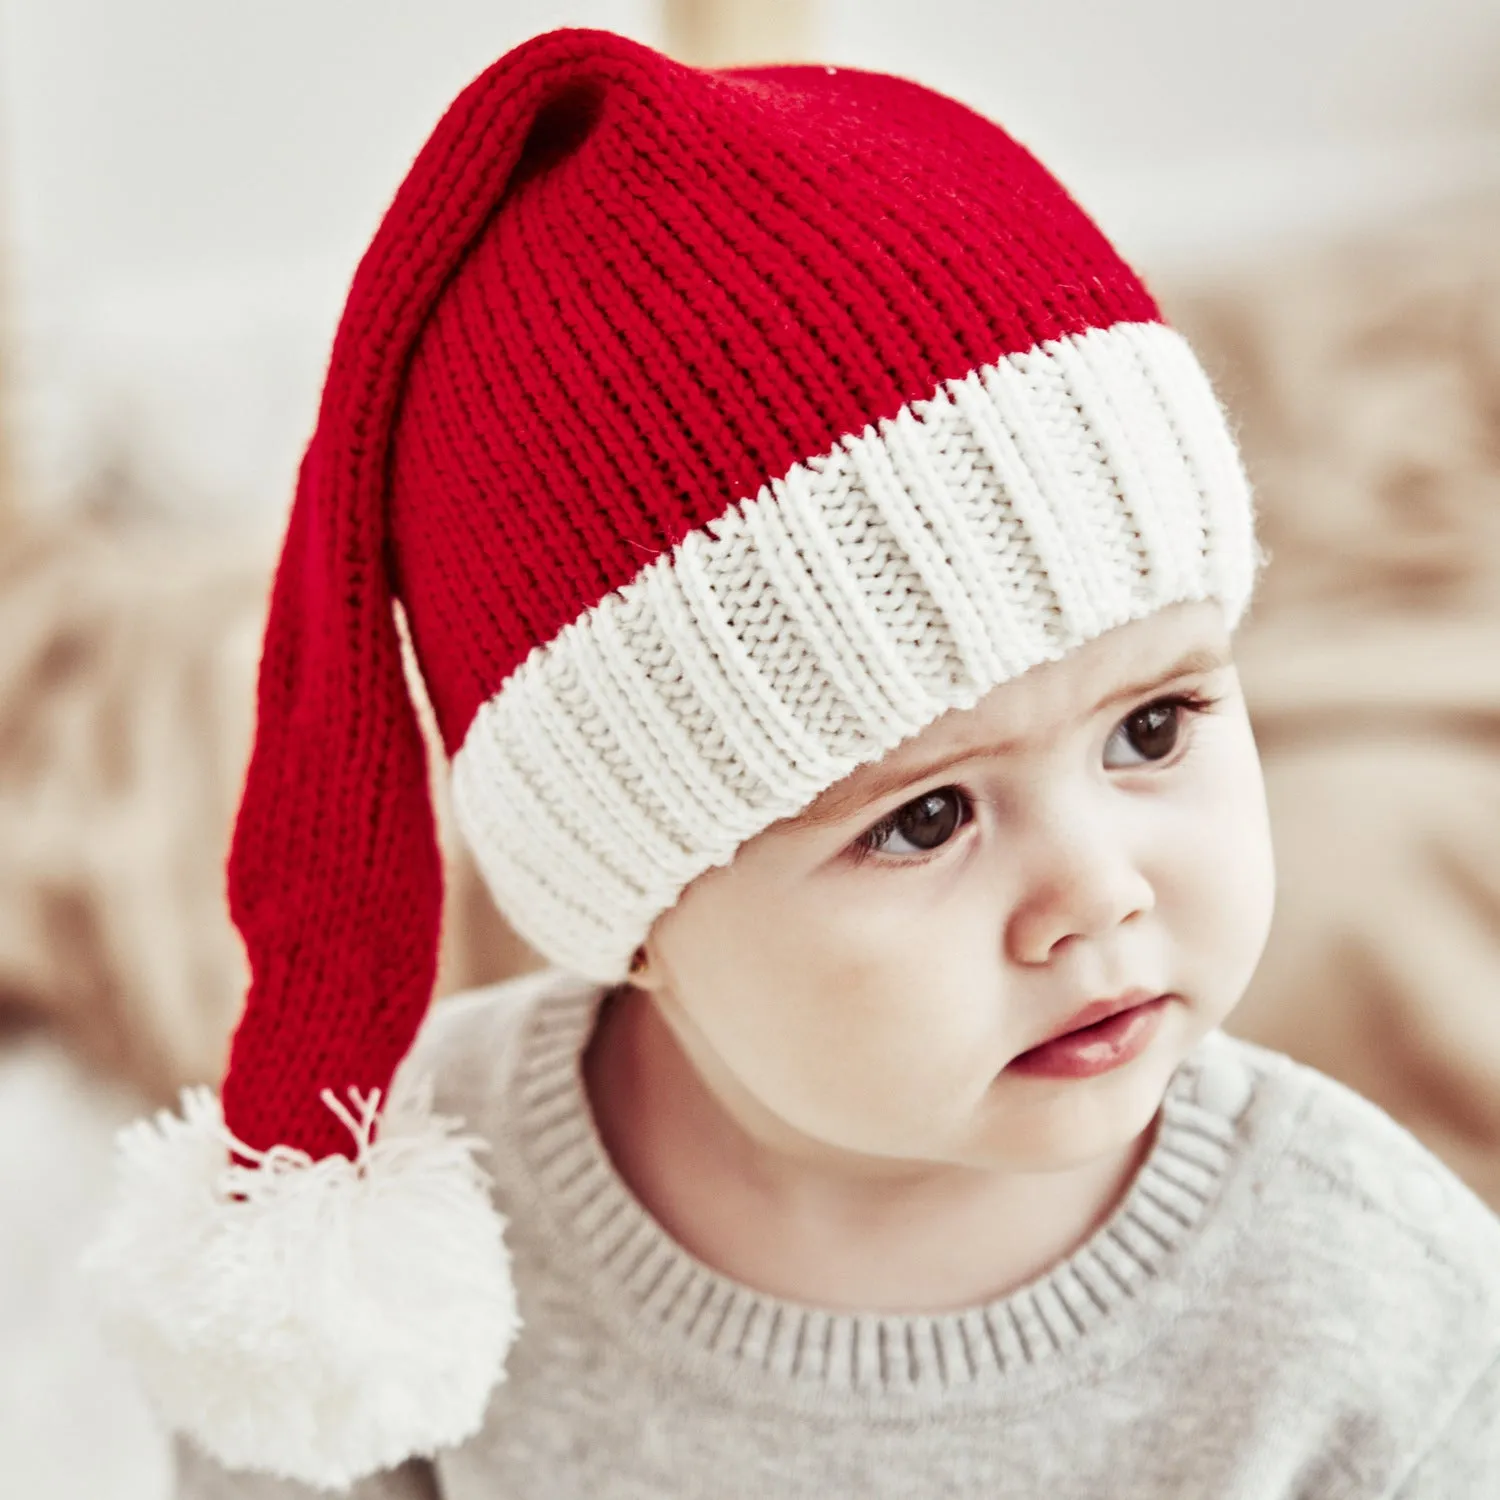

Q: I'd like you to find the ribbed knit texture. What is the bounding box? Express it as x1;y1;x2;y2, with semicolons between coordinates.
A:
175;973;1500;1497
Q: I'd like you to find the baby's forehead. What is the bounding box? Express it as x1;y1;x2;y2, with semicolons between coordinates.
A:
793;604;1233;825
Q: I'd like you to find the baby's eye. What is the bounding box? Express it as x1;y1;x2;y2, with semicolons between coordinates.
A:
1104;693;1214;769
856;787;973;860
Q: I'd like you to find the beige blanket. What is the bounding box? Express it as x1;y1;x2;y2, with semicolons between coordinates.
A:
1172;196;1500;1204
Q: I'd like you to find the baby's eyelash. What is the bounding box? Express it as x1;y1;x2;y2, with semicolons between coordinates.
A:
1112;688;1223;766
847;787;977;867
1153;689;1221;720
1150;689;1225;739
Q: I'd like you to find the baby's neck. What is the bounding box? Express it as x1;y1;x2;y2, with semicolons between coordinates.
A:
583;988;1156;1313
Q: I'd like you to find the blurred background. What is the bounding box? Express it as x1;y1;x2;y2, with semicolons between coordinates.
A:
1;1;1498;1494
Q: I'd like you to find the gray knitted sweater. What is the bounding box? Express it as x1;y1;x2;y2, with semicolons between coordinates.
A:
178;970;1500;1499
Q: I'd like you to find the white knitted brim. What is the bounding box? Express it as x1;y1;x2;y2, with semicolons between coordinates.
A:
451;320;1261;980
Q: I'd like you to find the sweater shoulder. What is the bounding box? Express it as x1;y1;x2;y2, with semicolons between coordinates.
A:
1211;1031;1500;1380
1275;1041;1500;1291
397;968;601;1143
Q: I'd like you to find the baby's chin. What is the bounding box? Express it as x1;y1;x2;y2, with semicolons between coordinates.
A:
826;1071;1173;1180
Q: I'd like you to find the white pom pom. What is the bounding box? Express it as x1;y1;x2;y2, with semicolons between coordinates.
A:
81;1073;520;1491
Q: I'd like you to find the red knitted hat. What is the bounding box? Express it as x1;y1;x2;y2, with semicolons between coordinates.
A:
87;27;1259;1489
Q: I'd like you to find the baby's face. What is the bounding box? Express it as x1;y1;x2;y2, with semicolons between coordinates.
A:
638;600;1276;1176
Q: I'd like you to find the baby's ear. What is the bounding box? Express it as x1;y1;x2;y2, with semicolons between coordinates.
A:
627;945;662;991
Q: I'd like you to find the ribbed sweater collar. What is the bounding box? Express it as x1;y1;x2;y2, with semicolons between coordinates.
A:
511;979;1248;1402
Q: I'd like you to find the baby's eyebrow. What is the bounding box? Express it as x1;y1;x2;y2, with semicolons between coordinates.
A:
1088;644;1233;718
785;643;1234;832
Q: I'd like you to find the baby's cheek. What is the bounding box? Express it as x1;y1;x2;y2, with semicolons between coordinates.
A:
792;889;1008;1084
806;989;999;1149
669;840;1008;1145
1167;730;1277;1008
727;970;968;1150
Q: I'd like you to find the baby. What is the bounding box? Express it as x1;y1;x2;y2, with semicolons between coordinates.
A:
88;26;1500;1499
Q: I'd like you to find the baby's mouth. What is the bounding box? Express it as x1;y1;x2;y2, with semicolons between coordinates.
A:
1006;995;1173;1080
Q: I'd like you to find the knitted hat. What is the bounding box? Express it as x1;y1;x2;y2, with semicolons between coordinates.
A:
86;26;1260;1491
